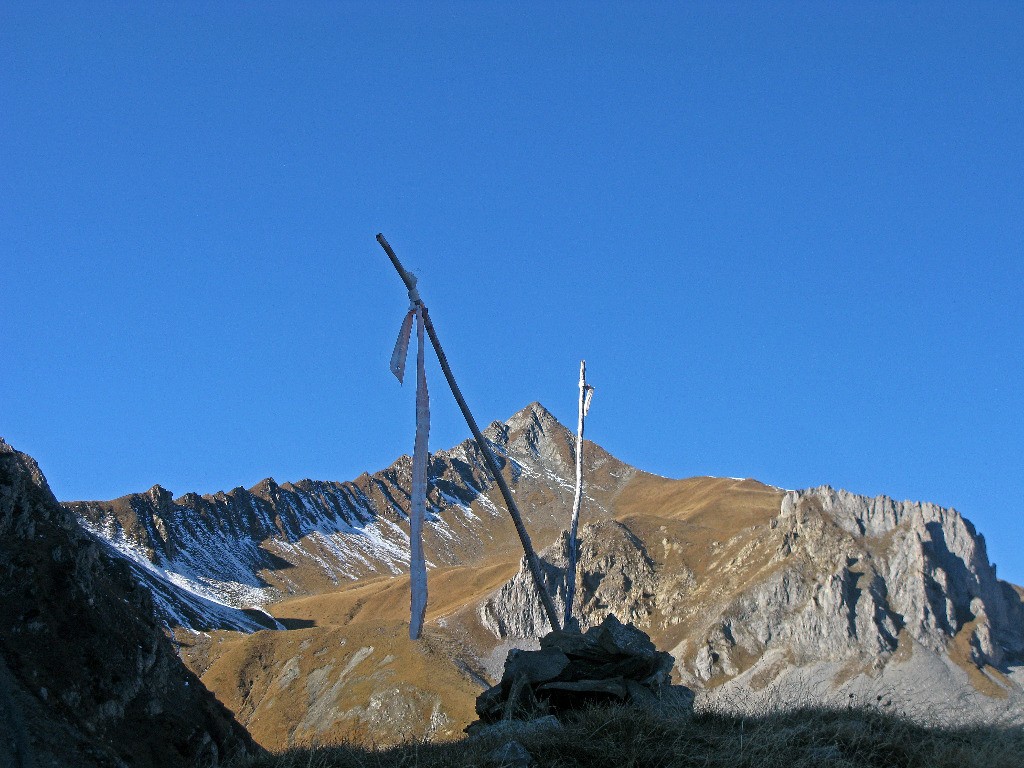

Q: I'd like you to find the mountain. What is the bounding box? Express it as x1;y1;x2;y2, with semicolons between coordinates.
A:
65;403;636;631
485;479;1024;717
0;438;259;767
62;404;1024;749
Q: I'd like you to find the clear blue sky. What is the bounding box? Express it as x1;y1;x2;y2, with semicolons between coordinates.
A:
2;4;1022;582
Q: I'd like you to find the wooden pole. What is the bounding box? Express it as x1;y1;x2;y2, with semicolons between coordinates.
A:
376;233;561;632
564;360;588;628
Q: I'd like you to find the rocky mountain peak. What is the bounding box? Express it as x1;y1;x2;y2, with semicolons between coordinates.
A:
0;438;56;504
29;415;1024;746
249;477;282;503
483;401;577;476
509;401;559;429
176;490;203;505
63;404;638;631
46;401;1024;739
146;484;173;507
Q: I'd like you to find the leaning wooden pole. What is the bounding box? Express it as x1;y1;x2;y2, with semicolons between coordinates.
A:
377;233;561;632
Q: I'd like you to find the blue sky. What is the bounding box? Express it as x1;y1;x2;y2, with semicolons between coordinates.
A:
2;3;1022;582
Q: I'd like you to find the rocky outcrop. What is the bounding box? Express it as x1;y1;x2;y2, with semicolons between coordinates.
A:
690;487;1024;682
481;520;658;638
0;438;260;767
66;403;637;631
480;482;1024;716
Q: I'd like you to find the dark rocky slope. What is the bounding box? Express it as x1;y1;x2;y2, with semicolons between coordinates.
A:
0;438;260;768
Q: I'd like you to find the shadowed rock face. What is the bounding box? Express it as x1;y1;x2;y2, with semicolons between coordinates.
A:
0;438;260;768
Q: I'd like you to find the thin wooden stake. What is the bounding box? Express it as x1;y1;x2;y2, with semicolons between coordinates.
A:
564;360;592;629
377;233;561;632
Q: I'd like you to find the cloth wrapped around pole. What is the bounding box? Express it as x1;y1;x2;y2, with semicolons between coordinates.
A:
391;304;430;640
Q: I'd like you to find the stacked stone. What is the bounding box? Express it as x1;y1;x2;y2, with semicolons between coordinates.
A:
474;615;694;725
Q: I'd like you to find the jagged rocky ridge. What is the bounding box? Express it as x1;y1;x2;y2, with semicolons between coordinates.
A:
481;486;1024;717
67;403;637;631
0;437;259;768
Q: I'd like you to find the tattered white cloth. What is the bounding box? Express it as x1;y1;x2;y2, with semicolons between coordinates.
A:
391;304;430;639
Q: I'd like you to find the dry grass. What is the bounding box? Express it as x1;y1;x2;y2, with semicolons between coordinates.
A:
269;561;520;629
613;475;783;527
229;700;1024;768
193;622;482;750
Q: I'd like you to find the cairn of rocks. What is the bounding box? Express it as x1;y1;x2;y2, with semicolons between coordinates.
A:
471;615;694;728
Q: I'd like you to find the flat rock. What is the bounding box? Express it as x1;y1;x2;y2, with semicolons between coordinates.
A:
538;678;629;699
504;647;570;684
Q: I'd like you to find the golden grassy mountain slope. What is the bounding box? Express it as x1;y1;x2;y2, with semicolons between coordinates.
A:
183;622;481;749
181;475;791;750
